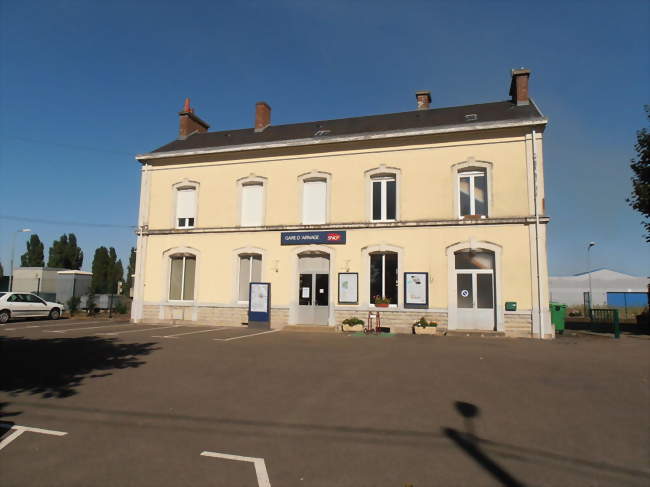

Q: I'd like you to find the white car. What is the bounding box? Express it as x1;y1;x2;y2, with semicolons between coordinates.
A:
0;292;65;324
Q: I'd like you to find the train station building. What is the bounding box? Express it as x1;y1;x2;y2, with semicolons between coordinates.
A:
131;68;552;338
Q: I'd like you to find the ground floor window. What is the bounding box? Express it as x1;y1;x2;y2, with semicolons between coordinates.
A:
370;252;398;305
238;254;262;301
169;255;196;301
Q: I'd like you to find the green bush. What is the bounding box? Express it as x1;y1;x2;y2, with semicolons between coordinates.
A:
342;317;364;326
67;296;81;316
114;301;128;315
86;293;97;316
414;316;437;328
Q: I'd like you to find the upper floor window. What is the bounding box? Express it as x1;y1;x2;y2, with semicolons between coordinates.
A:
302;178;327;225
458;169;488;218
371;175;396;221
241;182;264;227
238;253;262;301
176;187;197;228
169;254;196;301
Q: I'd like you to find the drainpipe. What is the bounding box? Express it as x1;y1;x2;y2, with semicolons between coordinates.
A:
531;129;543;338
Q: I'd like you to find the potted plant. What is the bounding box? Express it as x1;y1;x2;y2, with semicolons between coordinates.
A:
413;316;438;335
342;317;364;332
374;296;391;308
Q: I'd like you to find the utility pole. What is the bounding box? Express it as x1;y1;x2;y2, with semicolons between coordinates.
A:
587;242;596;318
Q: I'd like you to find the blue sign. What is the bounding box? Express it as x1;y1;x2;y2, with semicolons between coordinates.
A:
281;230;346;245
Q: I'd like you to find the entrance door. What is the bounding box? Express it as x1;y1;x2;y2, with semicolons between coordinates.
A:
454;250;496;330
297;254;330;325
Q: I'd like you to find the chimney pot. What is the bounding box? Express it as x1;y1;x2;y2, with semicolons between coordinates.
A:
255;101;271;132
510;68;531;106
415;90;431;110
178;97;210;139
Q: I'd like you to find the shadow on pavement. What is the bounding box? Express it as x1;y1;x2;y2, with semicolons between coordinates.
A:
0;335;158;398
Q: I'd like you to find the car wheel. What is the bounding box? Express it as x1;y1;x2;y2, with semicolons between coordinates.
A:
0;310;10;324
49;308;61;320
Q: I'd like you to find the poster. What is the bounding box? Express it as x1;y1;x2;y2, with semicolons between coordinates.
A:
338;273;358;304
404;272;428;308
250;283;269;313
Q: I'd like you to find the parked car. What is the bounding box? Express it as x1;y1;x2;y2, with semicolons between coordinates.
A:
0;292;65;324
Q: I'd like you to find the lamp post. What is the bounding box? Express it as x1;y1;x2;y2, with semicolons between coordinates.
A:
586;242;596;316
9;228;32;291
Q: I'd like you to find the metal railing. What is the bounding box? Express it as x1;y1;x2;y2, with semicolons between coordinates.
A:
590;308;620;339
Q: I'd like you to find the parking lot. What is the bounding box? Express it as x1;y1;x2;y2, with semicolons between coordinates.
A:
1;319;649;486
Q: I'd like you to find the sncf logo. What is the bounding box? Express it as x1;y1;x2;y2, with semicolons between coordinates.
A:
327;233;342;241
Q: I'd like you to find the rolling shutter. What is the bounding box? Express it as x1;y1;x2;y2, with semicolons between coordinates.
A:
302;179;326;224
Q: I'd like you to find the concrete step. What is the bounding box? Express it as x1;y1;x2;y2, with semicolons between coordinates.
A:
283;325;337;333
445;330;506;337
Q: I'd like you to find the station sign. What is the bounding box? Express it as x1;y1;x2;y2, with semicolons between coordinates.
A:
280;230;346;245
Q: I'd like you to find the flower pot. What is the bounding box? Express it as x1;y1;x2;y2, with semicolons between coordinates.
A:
414;326;437;335
375;303;389;308
342;324;364;332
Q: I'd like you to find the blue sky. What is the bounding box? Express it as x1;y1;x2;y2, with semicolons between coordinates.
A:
1;0;648;277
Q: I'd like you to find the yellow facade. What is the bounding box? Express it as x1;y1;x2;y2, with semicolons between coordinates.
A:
133;118;551;337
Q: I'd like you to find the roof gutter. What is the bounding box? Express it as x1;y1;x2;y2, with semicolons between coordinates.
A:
136;116;548;162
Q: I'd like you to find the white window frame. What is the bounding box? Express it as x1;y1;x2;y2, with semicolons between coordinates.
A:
457;170;487;218
298;171;331;225
168;254;196;302
237;175;267;227
365;166;400;222
172;180;199;229
369;251;399;308
452;159;492;220
237;253;263;303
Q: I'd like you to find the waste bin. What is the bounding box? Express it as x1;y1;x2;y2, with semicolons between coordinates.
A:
550;302;567;334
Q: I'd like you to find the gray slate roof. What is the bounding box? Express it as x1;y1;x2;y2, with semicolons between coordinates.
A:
151;100;544;154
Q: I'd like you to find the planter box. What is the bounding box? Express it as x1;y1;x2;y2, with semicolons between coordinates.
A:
342;324;364;332
414;326;438;335
375;303;390;308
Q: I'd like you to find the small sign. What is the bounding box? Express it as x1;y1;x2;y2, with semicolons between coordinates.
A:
248;282;271;328
461;289;470;298
338;272;358;304
404;272;428;308
301;287;310;299
505;301;517;311
281;231;346;245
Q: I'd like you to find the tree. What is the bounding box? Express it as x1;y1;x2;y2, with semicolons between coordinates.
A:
123;247;136;296
0;261;4;277
91;246;123;294
627;106;650;242
20;234;45;267
47;233;83;269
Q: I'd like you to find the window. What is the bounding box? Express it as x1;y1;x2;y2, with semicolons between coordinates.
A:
238;254;262;301
241;182;264;226
169;255;196;300
176;187;196;228
369;252;398;305
302;178;327;224
371;175;396;221
458;169;487;217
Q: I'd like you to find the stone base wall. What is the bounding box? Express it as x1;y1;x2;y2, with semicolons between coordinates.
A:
504;313;534;338
139;304;289;328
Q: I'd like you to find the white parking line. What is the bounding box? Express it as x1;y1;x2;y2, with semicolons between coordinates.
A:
3;321;108;331
45;323;131;334
99;325;183;336
201;451;271;487
0;423;67;452
214;329;280;342
153;327;229;338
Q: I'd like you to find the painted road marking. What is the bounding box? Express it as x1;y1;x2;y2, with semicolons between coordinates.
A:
153;327;230;338
214;329;280;342
0;423;67;452
201;451;271;487
98;325;183;336
45;323;132;334
3;320;109;331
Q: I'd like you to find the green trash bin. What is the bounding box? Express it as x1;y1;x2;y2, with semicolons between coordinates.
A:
550;302;567;334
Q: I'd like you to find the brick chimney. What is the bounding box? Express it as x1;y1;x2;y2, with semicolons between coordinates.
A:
509;68;531;106
254;101;271;132
178;97;210;139
415;90;431;110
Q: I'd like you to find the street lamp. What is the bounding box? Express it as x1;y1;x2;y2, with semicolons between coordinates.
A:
9;228;31;291
586;242;596;315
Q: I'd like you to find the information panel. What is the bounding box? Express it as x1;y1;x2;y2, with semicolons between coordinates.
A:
338;272;358;304
281;231;346;245
404;272;428;308
248;282;271;327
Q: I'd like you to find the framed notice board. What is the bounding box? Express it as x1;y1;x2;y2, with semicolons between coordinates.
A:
404;272;428;309
248;282;271;327
338;272;358;304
